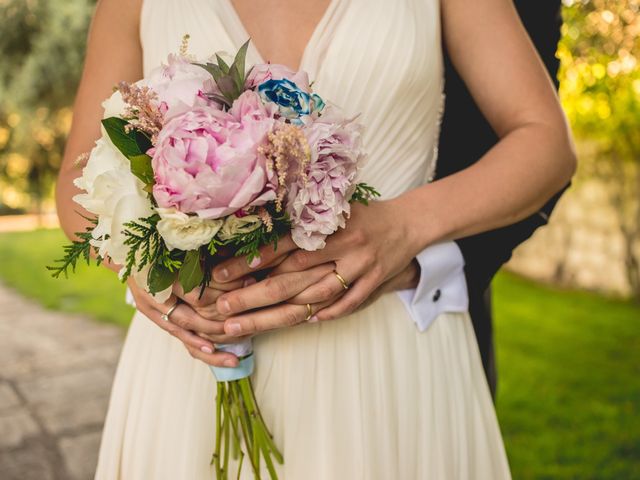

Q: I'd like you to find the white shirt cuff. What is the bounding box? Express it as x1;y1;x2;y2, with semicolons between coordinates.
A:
396;241;469;331
125;287;137;308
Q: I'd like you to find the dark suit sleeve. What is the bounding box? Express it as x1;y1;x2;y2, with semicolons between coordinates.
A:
437;0;566;293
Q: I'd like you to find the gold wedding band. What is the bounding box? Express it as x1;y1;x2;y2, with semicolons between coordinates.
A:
305;303;313;321
161;300;180;322
334;271;349;291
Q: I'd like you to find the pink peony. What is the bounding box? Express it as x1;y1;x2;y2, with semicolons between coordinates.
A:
246;63;311;93
287;106;367;250
150;91;279;219
144;54;218;119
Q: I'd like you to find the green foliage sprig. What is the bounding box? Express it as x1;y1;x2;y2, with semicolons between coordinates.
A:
121;214;163;281
196;39;251;108
224;210;291;265
350;182;381;206
47;215;102;279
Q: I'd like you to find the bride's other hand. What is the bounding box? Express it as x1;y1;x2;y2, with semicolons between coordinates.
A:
127;278;244;368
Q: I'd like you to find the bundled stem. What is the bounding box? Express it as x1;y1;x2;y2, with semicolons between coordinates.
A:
212;378;282;479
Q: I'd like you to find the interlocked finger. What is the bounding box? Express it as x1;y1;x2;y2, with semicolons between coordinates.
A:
147;305;238;366
223;299;334;337
216;263;335;316
164;303;228;338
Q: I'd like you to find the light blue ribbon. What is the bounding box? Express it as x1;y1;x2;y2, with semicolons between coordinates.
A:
210;353;255;382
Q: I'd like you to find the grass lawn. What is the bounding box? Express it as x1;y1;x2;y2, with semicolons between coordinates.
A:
0;228;638;478
0;229;133;326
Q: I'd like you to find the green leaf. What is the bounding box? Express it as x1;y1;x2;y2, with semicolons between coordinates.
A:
215;54;230;74
129;154;154;185
148;261;176;294
232;39;250;83
178;250;204;294
215;76;237;99
134;130;152;154
196;63;223;82
228;63;243;95
101;117;141;158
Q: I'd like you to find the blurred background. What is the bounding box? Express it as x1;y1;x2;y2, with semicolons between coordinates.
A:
0;0;638;479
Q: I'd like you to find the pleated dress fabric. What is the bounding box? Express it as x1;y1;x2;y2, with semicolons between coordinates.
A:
95;0;512;478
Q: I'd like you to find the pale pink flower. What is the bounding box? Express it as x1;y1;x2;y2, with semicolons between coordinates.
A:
287;105;367;250
144;54;218;119
246;63;311;93
150;91;279;219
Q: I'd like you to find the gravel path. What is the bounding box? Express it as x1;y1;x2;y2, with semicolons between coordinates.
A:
0;283;124;480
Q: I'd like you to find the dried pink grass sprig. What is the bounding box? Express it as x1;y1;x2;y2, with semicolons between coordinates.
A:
117;81;164;143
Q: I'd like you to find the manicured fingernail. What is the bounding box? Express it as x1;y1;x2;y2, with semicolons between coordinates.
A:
200;346;213;354
216;268;229;281
218;298;231;314
243;277;256;287
224;359;237;367
227;323;242;335
249;256;261;268
309;315;319;323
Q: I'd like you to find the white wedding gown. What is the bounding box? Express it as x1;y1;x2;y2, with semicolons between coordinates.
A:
95;0;512;478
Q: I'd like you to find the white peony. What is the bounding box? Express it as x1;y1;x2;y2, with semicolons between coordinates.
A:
73;136;152;266
156;207;223;251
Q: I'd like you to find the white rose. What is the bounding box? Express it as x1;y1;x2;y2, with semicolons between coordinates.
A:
73;136;152;262
101;90;127;119
156;207;223;251
218;214;262;241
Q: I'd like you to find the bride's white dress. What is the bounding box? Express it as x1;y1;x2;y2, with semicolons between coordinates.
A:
95;0;512;478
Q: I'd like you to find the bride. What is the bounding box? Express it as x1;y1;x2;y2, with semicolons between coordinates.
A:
56;0;575;478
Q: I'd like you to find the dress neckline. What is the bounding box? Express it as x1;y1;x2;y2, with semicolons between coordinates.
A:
221;0;341;72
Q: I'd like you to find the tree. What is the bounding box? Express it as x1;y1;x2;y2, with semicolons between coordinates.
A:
0;0;96;215
559;0;640;297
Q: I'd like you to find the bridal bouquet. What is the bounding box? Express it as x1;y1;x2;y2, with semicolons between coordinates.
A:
49;38;377;479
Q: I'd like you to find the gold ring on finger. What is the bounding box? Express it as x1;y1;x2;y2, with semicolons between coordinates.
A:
161;300;180;322
305;303;313;321
333;271;349;291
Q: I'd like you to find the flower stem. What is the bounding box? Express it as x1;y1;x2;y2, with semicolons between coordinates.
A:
212;378;281;479
213;383;225;478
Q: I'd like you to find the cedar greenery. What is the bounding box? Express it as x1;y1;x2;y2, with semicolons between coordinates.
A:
46;215;102;279
121;214;164;280
224;210;291;265
350;182;381;206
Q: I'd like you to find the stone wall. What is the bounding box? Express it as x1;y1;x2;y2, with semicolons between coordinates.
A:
506;176;639;298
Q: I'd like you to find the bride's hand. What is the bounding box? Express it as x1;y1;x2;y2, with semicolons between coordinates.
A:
213;201;420;334
127;277;246;368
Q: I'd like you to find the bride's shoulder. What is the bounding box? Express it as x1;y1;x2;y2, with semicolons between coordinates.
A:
93;0;144;31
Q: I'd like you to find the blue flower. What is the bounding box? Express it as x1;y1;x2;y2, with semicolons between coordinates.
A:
258;79;324;120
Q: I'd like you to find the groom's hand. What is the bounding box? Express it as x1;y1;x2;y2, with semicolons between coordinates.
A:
215;259;420;337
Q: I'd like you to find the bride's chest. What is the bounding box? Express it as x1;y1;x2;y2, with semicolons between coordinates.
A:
141;0;443;114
